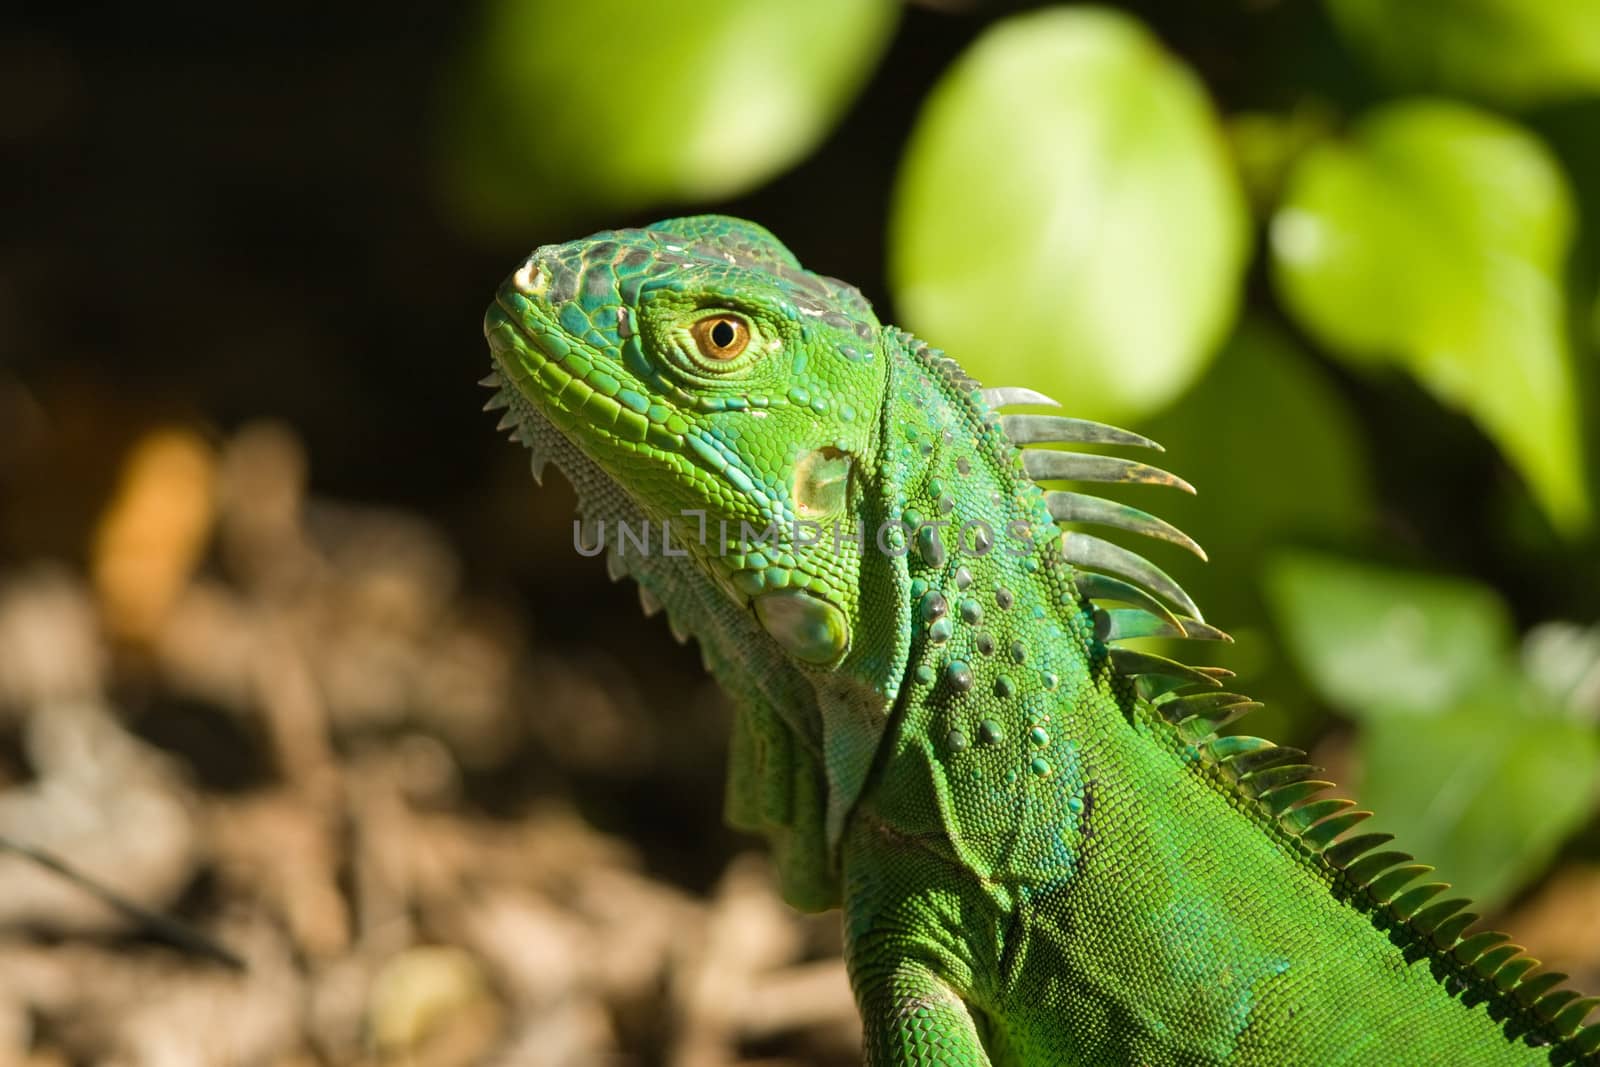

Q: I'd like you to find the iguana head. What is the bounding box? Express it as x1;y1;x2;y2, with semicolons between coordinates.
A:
484;215;890;669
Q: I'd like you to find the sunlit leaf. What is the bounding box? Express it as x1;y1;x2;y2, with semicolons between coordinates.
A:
1359;678;1600;907
1271;100;1588;531
1327;0;1600;107
1266;550;1600;906
1264;551;1513;719
889;7;1248;425
440;0;897;232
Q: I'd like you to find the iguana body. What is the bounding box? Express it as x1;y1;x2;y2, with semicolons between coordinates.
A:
481;216;1598;1065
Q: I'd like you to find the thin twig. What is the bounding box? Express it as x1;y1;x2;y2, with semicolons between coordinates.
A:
0;832;245;971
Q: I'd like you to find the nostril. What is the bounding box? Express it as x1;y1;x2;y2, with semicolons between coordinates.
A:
512;258;547;295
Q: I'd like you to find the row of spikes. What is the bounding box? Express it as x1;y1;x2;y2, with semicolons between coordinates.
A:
1163;675;1598;1058
607;545;697;648
981;386;1206;623
981;383;1599;1058
482;370;552;486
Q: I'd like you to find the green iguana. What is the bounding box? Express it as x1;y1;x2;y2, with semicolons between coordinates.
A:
480;215;1598;1065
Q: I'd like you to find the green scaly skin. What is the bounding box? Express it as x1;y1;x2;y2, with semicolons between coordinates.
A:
480;215;1599;1065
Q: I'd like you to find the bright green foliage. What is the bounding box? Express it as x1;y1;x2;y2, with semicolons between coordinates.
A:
482;216;1598;1064
1267;552;1600;908
1271;100;1588;532
1327;0;1600;107
1266;552;1514;719
1361;688;1600;909
440;0;896;232
889;7;1248;426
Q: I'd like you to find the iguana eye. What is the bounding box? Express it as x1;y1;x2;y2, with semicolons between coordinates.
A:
690;314;750;362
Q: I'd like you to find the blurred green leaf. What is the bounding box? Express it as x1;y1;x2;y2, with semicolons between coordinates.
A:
889;7;1248;425
1594;279;1600;348
1523;622;1600;716
1271;100;1588;532
1359;679;1600;907
1327;0;1600;107
1139;323;1375;571
1264;551;1513;719
440;0;897;231
1267;550;1600;906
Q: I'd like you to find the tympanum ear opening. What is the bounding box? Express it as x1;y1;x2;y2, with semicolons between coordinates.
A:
794;447;853;519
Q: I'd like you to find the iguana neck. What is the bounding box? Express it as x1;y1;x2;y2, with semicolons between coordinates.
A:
725;326;1104;896
883;325;1102;693
842;332;1118;882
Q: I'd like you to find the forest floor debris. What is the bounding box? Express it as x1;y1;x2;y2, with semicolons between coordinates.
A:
0;423;859;1067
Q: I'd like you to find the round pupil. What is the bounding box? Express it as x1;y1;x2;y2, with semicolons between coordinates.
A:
710;320;737;349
